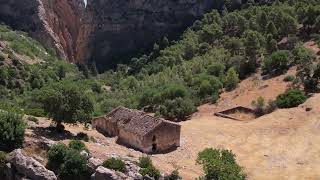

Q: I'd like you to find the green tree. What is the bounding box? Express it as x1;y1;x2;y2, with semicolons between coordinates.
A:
91;62;99;77
257;12;268;32
197;148;246;180
57;65;66;80
0;111;26;151
59;149;89;180
225;68;239;91
42;85;94;131
263;50;290;74
266;34;278;53
266;21;278;38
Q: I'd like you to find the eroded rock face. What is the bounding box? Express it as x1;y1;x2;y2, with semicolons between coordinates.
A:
0;0;216;68
87;0;216;68
0;0;89;63
5;149;57;180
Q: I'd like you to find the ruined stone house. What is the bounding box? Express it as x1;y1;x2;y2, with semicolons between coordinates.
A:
92;107;181;153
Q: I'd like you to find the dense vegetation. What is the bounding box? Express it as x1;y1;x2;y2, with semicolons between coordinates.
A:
1;0;320;122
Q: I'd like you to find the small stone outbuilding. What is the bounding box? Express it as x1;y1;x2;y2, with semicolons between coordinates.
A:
92;107;181;153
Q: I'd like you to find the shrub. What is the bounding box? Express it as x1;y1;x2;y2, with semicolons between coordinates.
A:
76;132;89;142
197;148;246;180
0;151;7;178
138;156;153;168
59;149;90;180
102;157;126;172
225;68;239;91
0;53;5;62
292;46;314;65
68;140;88;152
27;116;39;124
47;142;90;179
47;143;68;171
139;165;161;180
276;89;307;108
159;97;196;121
0;111;26;151
263;50;290;74
252;96;265;115
138;156;161;179
164;170;182;180
207;63;225;77
283;75;295;82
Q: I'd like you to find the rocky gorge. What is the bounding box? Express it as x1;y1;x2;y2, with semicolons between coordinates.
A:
0;0;218;69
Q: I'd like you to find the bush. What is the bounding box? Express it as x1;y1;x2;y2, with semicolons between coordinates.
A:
164;170;182;180
102;157;126;172
159;97;196;121
252;96;265;115
0;111;26;151
139;165;161;180
276;89;307;108
197;148;246;180
76;132;89;142
138;156;161;179
0;151;7;178
47;143;68;172
138;156;153;169
263;50;290;74
207;63;225;77
225;68;239;91
59;149;90;180
47;142;90;179
283;75;295;82
27;116;39;124
68;140;88;152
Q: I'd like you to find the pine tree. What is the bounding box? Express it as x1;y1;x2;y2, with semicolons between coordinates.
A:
57;65;66;80
257;12;268;32
225;68;239;91
91;62;98;77
266;21;278;38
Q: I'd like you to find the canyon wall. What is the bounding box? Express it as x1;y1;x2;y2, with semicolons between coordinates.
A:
0;0;217;68
0;0;88;63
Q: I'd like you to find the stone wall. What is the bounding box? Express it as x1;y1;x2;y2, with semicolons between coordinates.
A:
117;128;144;151
92;117;118;137
142;122;181;153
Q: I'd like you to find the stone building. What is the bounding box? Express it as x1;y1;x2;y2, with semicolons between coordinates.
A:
92;107;181;153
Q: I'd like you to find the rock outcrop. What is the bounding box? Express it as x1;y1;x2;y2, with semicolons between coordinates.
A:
4;149;57;180
0;0;217;68
0;0;88;63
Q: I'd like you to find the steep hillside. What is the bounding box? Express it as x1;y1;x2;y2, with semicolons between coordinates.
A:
0;0;224;67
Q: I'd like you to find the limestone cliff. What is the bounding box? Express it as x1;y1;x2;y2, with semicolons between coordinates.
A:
0;0;88;63
0;0;216;67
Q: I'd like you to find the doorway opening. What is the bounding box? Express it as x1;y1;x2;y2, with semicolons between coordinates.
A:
152;135;157;152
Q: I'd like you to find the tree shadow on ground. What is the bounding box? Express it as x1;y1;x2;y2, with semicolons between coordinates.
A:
30;126;75;141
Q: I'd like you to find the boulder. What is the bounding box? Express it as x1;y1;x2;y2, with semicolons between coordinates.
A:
5;149;57;180
91;166;133;180
80;150;91;159
87;157;103;174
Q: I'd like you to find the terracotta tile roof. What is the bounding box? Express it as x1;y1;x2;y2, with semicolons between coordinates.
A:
105;106;179;136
